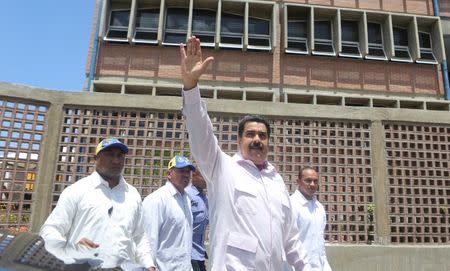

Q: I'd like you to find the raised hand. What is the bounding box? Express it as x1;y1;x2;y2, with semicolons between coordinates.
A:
180;36;214;90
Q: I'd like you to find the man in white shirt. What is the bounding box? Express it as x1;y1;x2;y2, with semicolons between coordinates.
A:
179;36;311;271
40;137;156;271
288;167;332;271
142;155;195;271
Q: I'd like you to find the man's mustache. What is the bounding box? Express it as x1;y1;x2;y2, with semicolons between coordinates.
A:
249;142;263;150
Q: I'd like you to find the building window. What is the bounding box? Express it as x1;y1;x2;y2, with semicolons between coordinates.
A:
286;20;308;54
247;17;271;51
392;27;412;62
105;10;130;42
313;20;334;56
340;20;361;58
417;32;437;64
220;12;244;49
366;22;386;60
163;8;188;45
133;9;159;44
192;9;216;46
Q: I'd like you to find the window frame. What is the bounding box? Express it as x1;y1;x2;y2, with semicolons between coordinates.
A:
286;20;308;54
163;8;189;46
312;20;335;56
416;31;437;64
391;26;412;63
133;8;160;44
192;9;217;48
105;9;130;42
220;11;244;49
366;22;387;61
247;16;271;51
339;20;362;59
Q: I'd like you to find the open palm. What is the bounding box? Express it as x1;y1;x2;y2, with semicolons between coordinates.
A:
180;36;214;90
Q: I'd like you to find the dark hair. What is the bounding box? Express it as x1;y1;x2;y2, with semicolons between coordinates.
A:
238;115;271;138
298;166;317;179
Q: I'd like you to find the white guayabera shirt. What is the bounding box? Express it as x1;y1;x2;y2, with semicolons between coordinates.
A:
142;181;193;271
290;190;332;271
40;171;155;270
182;86;311;271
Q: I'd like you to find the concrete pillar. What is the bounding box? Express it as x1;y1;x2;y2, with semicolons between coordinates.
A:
30;103;65;233
370;120;390;244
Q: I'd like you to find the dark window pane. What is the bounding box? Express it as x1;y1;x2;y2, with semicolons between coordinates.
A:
221;13;243;34
288;21;307;38
248;37;270;47
394;48;411;59
367;23;382;44
195;34;215;43
288;40;307;51
393;27;408;46
315;21;331;40
110;10;130;27
341;21;358;42
368;46;385;57
221;36;242;44
420;51;435;60
136;9;159;29
419;32;431;49
164;33;186;44
166;8;188;30
315;41;333;52
108;29;127;39
135;31;157;40
249;17;270;35
342;44;360;55
193;9;216;32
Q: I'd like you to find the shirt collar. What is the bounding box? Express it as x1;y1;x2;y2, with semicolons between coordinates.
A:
93;171;129;191
233;152;271;171
165;180;185;197
296;189;316;206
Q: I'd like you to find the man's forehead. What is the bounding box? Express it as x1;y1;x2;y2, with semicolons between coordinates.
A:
243;122;267;131
302;169;318;178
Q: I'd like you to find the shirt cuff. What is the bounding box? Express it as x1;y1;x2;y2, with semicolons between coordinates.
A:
182;85;200;105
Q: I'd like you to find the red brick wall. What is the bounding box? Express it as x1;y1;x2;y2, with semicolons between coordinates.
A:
439;0;450;17
96;42;443;96
284;0;434;15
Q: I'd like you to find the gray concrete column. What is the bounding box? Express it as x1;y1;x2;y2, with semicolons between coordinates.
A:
370;120;390;244
30;103;64;233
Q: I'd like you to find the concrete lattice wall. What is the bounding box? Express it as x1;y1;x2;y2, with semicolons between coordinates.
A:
0;82;449;270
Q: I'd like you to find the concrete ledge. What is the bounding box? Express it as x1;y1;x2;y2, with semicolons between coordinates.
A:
327;244;450;271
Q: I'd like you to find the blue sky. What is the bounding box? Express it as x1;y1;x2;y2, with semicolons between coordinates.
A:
0;1;96;91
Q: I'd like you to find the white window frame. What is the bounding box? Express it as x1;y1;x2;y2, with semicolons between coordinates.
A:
286;20;308;54
192;9;216;48
163;8;188;46
220;12;244;49
247;16;271;51
313;20;335;56
416;31;437;64
392;26;412;63
339;20;361;59
133;9;159;44
105;9;130;42
366;22;387;61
